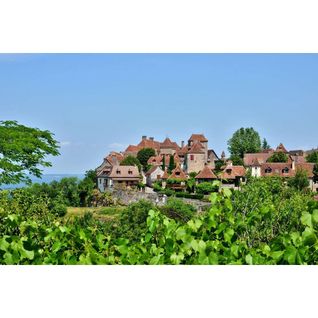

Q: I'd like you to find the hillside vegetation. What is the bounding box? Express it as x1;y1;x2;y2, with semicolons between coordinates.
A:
0;177;317;265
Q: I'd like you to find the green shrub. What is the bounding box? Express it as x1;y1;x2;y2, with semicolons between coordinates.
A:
195;182;219;195
160;198;196;223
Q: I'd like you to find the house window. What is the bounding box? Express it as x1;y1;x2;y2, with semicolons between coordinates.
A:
265;167;272;173
282;167;289;174
176;171;180;176
190;155;194;161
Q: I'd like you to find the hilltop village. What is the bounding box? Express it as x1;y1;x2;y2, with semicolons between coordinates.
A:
96;134;318;194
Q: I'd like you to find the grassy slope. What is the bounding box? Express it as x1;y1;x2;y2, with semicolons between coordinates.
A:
66;206;125;222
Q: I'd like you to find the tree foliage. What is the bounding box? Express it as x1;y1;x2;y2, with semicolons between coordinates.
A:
306;151;318;164
288;169;310;191
168;155;176;173
120;155;142;172
262;138;271;150
0;120;60;185
227;127;262;159
267;152;289;163
137;148;156;171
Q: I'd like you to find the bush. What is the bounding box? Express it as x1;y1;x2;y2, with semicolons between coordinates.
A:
50;202;67;217
175;192;204;200
196;182;219;195
158;189;175;196
160;198;196;223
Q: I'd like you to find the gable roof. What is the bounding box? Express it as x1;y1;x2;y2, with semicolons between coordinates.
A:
169;164;187;180
161;169;170;179
108;165;140;180
160;137;179;149
244;153;272;166
188;141;205;154
219;165;246;179
276;143;288;153
189;134;208;142
195;165;217;179
145;165;163;176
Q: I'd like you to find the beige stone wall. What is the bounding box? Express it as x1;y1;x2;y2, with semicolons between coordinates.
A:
186;153;205;174
160;148;176;156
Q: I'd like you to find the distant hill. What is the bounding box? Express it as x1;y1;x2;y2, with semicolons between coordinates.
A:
0;174;85;190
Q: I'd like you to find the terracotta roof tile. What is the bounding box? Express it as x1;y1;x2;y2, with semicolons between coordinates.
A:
169;164;187;180
195;165;217;179
189;134;208;142
188;141;205;154
108;165;140;179
220;165;246;179
276;143;288;153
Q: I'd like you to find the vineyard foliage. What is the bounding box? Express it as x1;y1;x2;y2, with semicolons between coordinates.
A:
0;177;318;265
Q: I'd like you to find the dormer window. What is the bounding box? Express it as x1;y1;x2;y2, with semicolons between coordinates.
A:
128;170;133;175
116;169;121;175
265;167;272;173
226;169;232;174
282;167;289;174
176;171;180;176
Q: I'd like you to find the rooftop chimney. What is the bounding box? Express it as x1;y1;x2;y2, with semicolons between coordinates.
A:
181;141;185;148
142;135;147;140
150;137;154;141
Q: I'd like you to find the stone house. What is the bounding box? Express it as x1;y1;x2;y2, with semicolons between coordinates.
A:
219;161;246;187
145;166;165;187
161;164;188;191
195;165;217;184
97;165;140;192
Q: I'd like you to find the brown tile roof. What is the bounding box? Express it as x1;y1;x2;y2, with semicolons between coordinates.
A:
177;145;189;156
189;134;208;142
195;165;217;179
220;165;246;179
125;145;140;153
106;152;124;165
147;155;162;165
261;163;295;177
291;155;306;164
145;165;163;176
137;138;161;151
276;143;288;153
108;165;140;180
160;137;179;149
188;141;205;154
161;169;170;179
244;153;272;166
169;164;187;180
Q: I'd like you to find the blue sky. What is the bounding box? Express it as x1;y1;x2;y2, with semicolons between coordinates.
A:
0;54;317;174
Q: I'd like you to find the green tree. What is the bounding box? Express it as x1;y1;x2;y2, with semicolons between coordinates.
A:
267;152;288;163
288;169;310;191
168;155;176;173
137;148;156;171
262;138;271;150
306;151;318;164
313;164;318;183
214;160;225;174
227;127;261;159
162;156;166;171
229;155;244;166
120;155;142;172
195;182;219;195
0;120;60;185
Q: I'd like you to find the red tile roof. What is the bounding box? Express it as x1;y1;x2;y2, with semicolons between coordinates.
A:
108;165;140;180
220;165;246;179
261;163;295;177
244;153;272;166
160;137;179;149
188;141;205;154
169;164;187;180
195;165;217;179
296;163;315;178
276;143;288;153
189;134;208;142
